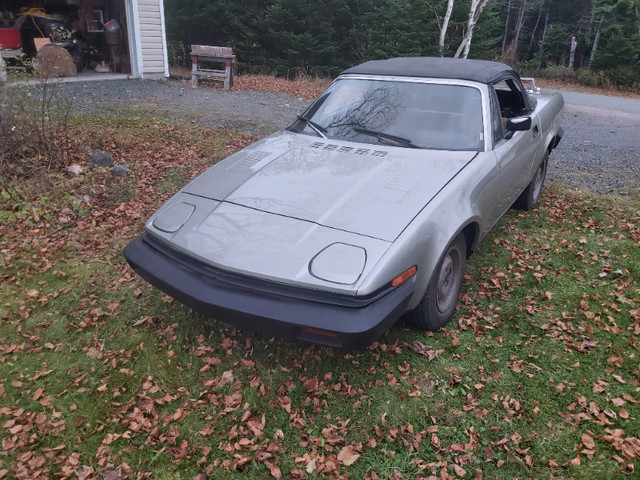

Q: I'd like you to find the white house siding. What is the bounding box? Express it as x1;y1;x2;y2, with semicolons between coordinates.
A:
136;0;168;78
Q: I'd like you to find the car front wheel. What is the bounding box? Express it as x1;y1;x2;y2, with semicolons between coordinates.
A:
405;234;467;331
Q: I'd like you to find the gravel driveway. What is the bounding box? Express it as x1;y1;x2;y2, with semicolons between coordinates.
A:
59;78;309;135
57;78;640;195
551;102;640;194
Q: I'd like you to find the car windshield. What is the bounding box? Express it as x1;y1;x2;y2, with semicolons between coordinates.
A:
290;78;484;151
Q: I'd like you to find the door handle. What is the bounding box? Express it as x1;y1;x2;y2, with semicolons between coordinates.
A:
533;125;539;137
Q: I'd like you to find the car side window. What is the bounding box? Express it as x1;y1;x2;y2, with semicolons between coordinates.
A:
492;78;528;118
489;86;504;146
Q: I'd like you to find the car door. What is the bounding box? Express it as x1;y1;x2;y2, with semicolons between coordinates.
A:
490;78;541;212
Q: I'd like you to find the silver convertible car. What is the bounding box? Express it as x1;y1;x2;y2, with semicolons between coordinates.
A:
124;57;564;349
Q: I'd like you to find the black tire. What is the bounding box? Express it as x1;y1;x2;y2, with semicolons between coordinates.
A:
515;151;548;210
405;234;467;331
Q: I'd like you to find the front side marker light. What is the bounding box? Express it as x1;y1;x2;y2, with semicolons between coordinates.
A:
392;266;417;287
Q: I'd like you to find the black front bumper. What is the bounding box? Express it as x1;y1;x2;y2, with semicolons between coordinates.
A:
123;234;414;350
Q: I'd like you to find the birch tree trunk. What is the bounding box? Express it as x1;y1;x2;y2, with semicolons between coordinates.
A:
588;15;605;69
510;0;528;63
528;3;542;51
439;0;455;55
537;7;549;68
586;3;596;45
502;0;513;54
454;0;490;58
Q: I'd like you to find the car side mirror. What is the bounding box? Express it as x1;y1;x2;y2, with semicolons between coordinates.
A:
504;116;531;139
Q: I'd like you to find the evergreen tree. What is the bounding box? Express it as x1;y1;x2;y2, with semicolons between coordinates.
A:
162;0;640;87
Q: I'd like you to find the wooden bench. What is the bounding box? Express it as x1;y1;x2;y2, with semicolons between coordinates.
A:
191;45;235;90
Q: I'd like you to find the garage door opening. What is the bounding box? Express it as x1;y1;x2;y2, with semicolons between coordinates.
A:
1;0;135;78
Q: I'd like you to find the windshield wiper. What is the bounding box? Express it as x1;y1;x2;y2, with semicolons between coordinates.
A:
353;127;418;148
297;115;328;138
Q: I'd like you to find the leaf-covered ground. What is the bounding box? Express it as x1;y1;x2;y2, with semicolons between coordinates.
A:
177;70;640;102
170;70;330;101
1;104;639;479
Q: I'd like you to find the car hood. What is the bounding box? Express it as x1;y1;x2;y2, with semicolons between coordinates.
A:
183;131;477;242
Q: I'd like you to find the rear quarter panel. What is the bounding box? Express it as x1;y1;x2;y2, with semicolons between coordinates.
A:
533;91;565;152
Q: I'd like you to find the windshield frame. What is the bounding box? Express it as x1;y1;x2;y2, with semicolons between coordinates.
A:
289;75;489;152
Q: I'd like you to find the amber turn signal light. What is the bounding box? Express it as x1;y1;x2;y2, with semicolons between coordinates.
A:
391;266;417;287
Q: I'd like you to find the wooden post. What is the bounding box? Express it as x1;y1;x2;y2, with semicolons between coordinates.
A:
224;57;232;90
191;54;199;87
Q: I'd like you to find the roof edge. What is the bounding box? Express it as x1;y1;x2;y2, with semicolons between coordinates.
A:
341;57;518;84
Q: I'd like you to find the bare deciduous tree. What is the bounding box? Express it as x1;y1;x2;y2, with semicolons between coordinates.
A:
509;0;528;63
588;14;605;69
439;0;456;55
454;0;491;58
502;0;514;54
537;7;550;67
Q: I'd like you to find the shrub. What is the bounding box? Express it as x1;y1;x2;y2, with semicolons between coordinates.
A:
541;65;576;81
0;77;72;198
576;69;600;87
601;66;640;91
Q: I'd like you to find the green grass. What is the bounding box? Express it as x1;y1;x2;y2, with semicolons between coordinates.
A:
1;113;639;479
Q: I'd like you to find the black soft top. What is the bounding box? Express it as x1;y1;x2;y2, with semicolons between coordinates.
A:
341;57;518;84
